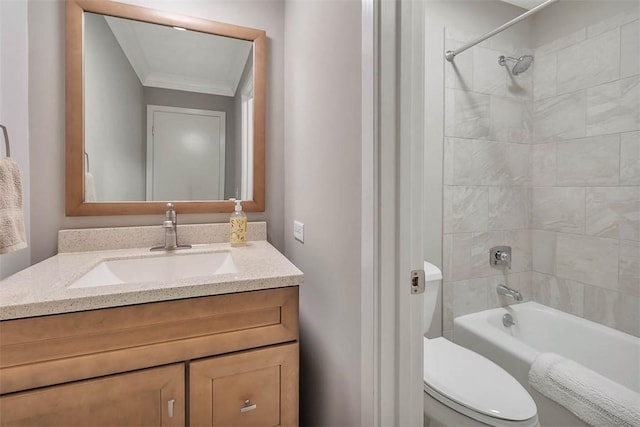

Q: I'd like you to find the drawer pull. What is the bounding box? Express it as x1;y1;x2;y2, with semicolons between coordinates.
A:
168;399;175;418
240;399;257;413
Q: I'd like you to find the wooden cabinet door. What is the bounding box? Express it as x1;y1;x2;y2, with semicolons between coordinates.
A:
0;364;184;427
190;343;298;427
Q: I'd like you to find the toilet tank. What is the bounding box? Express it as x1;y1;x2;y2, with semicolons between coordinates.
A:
423;261;442;337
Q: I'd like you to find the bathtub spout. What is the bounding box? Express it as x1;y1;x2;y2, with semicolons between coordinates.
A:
497;284;523;301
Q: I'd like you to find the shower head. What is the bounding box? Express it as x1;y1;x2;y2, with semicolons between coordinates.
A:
498;55;534;75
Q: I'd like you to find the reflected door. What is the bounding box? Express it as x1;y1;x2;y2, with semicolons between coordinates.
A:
147;105;226;201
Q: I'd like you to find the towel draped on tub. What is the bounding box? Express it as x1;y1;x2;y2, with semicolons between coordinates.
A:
529;352;640;427
0;158;27;254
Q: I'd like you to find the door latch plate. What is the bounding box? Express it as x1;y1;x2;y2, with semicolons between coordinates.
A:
411;269;425;294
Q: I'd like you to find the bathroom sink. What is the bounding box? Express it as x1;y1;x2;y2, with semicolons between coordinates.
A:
69;251;237;289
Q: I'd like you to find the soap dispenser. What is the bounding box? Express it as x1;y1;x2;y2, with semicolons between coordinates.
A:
229;198;247;246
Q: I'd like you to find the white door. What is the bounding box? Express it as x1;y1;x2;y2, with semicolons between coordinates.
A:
146;105;226;201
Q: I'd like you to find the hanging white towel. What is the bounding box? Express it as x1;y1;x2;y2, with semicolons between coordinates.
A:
0;158;27;254
529;352;640;427
85;172;97;202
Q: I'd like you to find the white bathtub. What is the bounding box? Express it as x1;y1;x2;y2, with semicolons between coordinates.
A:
453;302;640;427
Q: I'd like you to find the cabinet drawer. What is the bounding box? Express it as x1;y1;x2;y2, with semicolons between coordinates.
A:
190;343;298;427
0;364;184;427
0;287;298;394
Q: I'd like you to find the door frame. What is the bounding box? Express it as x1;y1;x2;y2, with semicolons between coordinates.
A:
361;0;425;424
146;104;226;201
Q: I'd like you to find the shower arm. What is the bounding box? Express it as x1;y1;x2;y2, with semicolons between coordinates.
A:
444;0;558;62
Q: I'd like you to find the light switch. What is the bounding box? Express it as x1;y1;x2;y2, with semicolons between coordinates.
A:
294;221;304;243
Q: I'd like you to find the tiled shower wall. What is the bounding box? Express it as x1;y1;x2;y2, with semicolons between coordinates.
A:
442;37;535;337
529;10;639;337
443;9;640;338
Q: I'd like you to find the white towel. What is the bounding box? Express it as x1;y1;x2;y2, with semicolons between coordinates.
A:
85;172;96;202
0;158;27;254
529;352;640;427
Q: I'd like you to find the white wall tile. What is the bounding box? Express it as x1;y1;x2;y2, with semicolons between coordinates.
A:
532;229;556;275
489;187;529;230
445;39;473;91
533;53;557;101
444;138;454;185
556;135;620;186
531;187;586;232
448;232;491;281
556;29;620;95
587;7;640;39
473;46;509;97
531;143;556;186
619;239;640;297
489;96;532;143
620;20;640;79
533;91;587;142
445;89;491;139
535;28;586;56
584;286;640;336
450;277;493;320
446;186;489;233
531;271;584;317
621;131;640;185
586;187;640;241
506;143;531;186
451;139;529;186
587;75;640;136
442;234;453;281
556;233;619;289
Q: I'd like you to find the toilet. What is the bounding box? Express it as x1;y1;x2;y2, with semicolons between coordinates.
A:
422;262;539;427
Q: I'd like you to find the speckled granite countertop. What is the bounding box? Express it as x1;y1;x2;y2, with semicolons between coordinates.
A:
0;240;303;320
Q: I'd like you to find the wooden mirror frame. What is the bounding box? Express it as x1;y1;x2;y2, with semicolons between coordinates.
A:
66;0;266;215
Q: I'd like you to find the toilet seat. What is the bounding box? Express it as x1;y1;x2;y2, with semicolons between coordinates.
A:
424;337;537;425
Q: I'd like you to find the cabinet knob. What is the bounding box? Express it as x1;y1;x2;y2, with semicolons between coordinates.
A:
240;399;257;413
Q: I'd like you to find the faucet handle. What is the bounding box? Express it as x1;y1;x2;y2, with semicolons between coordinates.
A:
165;202;176;221
490;246;511;268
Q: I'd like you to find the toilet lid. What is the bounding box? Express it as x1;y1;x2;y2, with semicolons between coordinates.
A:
423;337;537;421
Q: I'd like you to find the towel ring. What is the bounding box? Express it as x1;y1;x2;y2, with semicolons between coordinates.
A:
0;124;9;158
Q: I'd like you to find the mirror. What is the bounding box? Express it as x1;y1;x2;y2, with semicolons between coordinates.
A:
66;0;266;215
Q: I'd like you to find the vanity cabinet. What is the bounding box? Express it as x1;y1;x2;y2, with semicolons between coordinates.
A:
190;343;298;426
0;287;299;426
0;364;185;427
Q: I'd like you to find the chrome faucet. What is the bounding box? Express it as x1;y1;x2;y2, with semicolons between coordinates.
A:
497;284;523;302
151;203;191;251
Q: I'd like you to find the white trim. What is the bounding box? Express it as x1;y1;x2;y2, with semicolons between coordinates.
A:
360;0;377;424
145;104;226;200
398;0;426;424
377;0;399;423
362;0;425;424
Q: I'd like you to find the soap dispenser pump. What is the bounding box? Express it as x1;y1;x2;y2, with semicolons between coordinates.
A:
229;198;247;246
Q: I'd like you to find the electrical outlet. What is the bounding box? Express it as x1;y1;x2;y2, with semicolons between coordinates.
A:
293;221;304;243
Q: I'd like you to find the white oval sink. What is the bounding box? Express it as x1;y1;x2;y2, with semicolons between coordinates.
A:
69;251;237;289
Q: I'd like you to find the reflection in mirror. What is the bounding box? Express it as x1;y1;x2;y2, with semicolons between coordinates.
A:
83;13;254;203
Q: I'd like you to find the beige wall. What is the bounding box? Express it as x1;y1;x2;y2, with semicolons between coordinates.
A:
28;0;285;264
284;0;362;424
0;0;31;279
